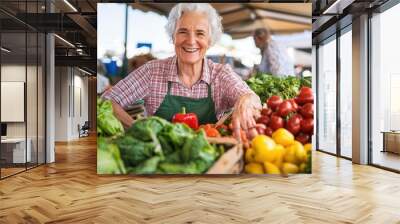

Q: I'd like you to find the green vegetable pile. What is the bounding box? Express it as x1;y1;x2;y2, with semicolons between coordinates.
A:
97;97;126;174
97;98;223;174
117;116;221;174
97;97;124;137
246;73;312;103
98;137;126;174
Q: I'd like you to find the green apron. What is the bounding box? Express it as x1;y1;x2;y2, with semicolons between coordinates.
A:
154;81;218;124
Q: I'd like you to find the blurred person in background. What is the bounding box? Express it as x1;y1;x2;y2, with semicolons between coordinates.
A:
97;60;111;95
253;28;295;77
128;53;156;72
103;3;261;139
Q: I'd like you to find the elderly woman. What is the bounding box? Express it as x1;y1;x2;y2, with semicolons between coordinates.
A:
103;3;261;139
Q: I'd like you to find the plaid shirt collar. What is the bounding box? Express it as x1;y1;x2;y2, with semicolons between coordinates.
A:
167;56;211;85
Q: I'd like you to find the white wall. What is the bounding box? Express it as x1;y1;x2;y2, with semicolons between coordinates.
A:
1;65;26;139
54;67;89;141
54;67;69;141
1;65;40;138
1;64;46;164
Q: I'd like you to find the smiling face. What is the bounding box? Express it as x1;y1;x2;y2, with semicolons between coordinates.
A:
173;11;210;66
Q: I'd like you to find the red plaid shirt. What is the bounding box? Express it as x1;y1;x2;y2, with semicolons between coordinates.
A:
102;56;253;119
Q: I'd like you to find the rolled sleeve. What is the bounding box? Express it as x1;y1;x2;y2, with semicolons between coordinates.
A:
220;64;254;108
102;63;150;108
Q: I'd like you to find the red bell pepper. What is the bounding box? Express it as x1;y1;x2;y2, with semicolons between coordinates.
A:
172;107;199;129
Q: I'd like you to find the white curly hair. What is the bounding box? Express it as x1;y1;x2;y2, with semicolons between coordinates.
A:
165;3;223;46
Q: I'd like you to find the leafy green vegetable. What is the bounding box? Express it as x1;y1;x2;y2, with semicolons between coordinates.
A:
116;135;157;166
97;137;126;174
97;98;124;137
158;161;200;174
129;156;161;174
158;134;174;155
159;123;194;149
181;130;218;165
125;117;167;157
246;73;312;103
125;116;167;141
164;151;181;163
99;116;224;175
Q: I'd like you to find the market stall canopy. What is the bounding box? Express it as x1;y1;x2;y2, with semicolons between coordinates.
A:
131;3;312;39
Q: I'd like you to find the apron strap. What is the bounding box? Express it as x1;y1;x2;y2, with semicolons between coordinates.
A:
167;81;172;95
207;83;212;99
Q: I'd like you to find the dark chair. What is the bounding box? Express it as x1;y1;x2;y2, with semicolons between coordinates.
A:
79;121;90;138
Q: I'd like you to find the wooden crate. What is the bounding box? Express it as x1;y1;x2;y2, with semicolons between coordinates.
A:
206;137;244;174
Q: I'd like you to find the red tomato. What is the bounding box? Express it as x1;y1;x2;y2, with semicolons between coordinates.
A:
267;95;283;111
261;108;272;116
299;87;313;97
300;118;314;134
270;115;285;131
285;114;302;135
296;132;310;144
300;103;314;118
271;111;280;117
264;126;273;137
295;95;314;106
277;100;294;117
257;115;270;126
289;99;299;112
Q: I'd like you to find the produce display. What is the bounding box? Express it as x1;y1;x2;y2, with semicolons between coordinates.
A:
256;87;314;144
97;99;227;174
117;117;222;174
97;98;127;174
243;74;314;174
246;73;312;103
97;73;314;175
245;129;312;174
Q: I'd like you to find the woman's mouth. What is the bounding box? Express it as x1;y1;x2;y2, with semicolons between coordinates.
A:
183;47;199;53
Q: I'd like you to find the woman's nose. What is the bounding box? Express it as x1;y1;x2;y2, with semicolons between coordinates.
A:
187;32;196;44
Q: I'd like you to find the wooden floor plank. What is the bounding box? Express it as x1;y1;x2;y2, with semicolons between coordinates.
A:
0;135;399;223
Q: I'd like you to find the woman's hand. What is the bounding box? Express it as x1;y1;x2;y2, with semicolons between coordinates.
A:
111;100;134;129
231;93;262;143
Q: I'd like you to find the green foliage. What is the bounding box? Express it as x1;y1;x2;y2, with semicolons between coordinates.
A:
97;137;126;174
125;116;168;141
116;135;157;166
99;116;223;175
97;98;124;137
246;73;312;103
129;156;161;174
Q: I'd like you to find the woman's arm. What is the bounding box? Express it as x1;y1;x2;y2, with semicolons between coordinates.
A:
219;64;262;141
102;62;151;128
111;101;134;129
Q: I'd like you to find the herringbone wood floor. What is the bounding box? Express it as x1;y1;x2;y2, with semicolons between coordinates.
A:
0;136;400;224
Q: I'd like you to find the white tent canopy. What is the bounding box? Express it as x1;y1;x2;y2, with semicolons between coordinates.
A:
131;3;312;39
